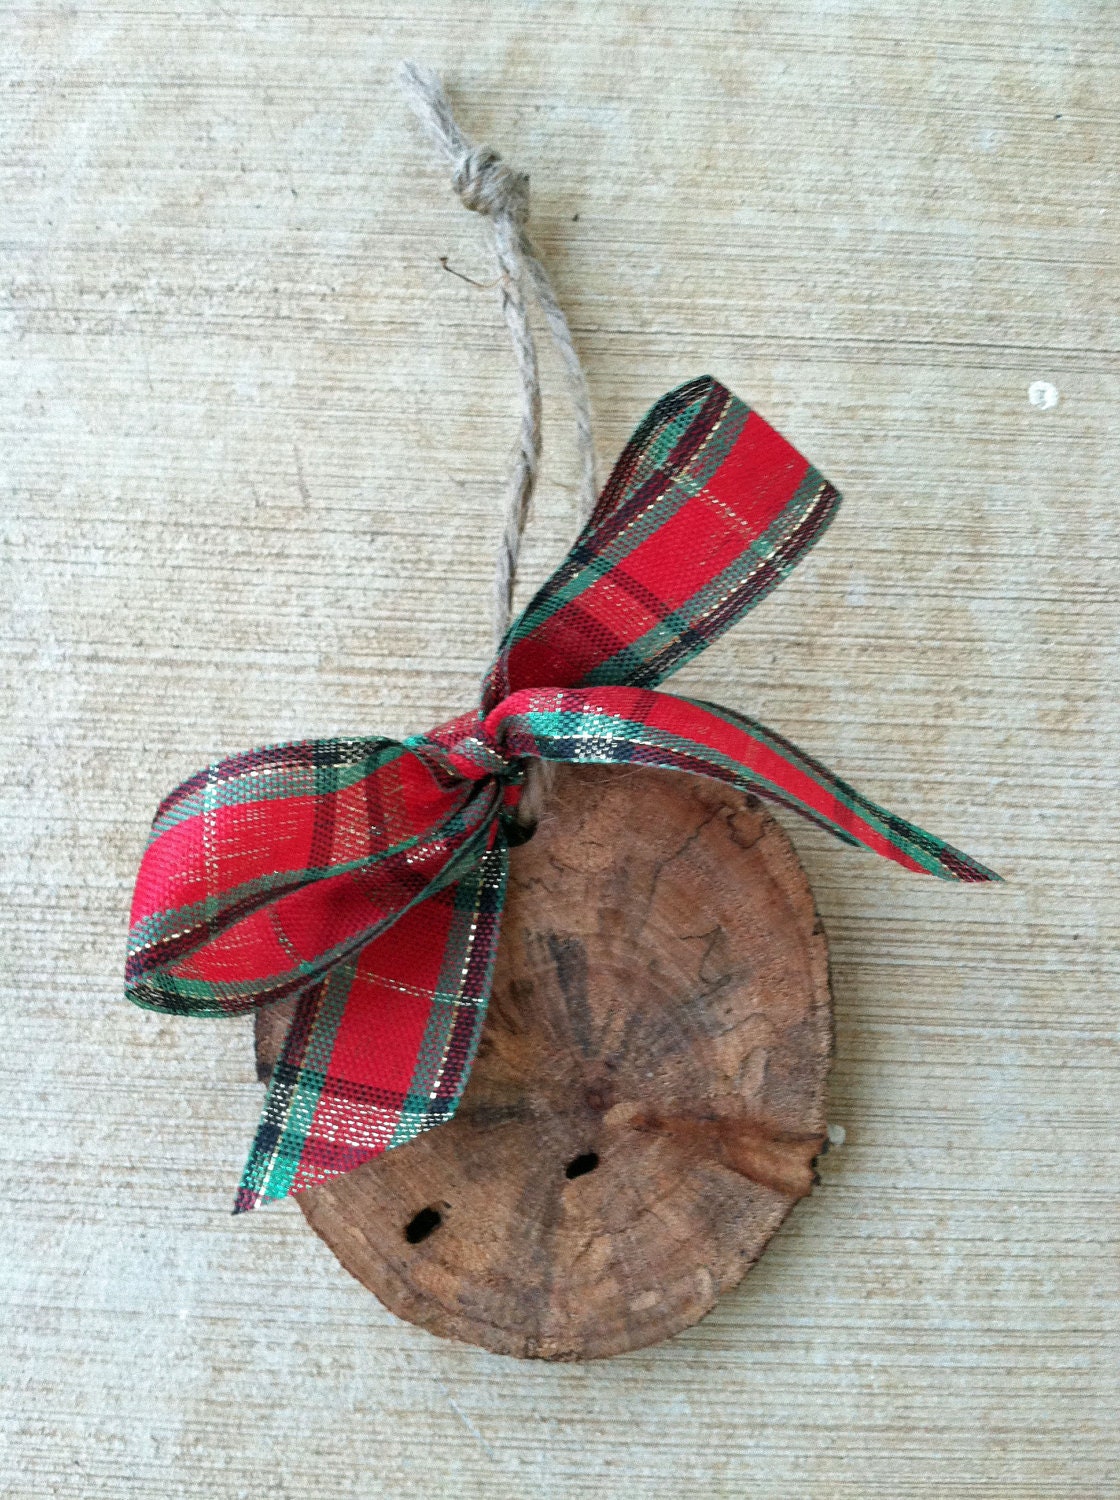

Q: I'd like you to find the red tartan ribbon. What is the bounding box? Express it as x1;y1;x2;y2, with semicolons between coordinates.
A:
126;377;999;1211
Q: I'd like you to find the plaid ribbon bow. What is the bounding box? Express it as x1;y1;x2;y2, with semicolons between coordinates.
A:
126;376;998;1212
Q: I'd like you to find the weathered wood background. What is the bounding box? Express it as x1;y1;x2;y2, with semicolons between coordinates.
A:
2;3;1116;1495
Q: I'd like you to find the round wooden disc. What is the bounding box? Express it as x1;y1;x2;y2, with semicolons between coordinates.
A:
255;764;832;1360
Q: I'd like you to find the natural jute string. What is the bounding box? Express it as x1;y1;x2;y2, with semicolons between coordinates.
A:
399;61;598;826
399;61;598;640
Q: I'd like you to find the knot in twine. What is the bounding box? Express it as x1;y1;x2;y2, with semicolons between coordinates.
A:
452;145;529;224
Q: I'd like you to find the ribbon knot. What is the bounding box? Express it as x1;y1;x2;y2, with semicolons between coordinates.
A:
413;707;512;779
126;377;998;1213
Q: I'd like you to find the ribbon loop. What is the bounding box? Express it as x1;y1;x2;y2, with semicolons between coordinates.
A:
127;735;501;1018
126;378;998;1210
482;376;840;712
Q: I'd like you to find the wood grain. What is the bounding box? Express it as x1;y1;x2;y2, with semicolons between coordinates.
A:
1;1;1117;1495
255;766;832;1360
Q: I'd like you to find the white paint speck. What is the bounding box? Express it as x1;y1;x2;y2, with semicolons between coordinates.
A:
1028;380;1059;410
827;1123;846;1148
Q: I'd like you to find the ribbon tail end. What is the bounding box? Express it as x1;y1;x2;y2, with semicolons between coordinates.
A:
918;838;1004;884
947;858;1004;885
231;1183;269;1215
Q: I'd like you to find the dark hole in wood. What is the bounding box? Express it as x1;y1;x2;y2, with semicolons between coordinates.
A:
405;1206;443;1243
565;1151;599;1179
501;813;538;847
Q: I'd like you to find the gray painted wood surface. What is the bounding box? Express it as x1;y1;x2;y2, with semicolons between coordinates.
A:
2;3;1116;1495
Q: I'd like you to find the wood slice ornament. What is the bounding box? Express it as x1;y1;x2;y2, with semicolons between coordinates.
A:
255;762;832;1360
121;66;994;1372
